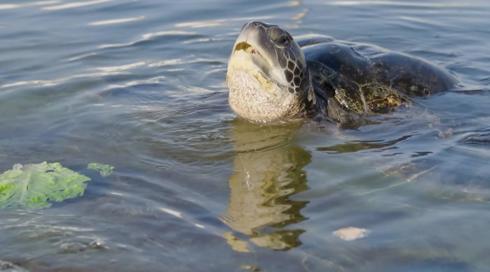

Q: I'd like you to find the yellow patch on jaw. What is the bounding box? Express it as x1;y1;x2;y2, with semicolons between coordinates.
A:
253;71;277;95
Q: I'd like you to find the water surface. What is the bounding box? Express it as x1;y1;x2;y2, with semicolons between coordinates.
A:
1;0;489;271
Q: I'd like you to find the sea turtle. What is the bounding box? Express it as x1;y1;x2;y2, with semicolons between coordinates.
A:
226;21;457;127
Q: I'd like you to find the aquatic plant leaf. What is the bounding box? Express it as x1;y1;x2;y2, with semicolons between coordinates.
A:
87;162;114;177
0;162;91;209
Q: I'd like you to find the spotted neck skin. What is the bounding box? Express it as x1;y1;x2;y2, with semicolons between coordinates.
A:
226;21;317;124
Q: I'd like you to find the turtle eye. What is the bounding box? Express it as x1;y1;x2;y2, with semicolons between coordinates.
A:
268;27;291;46
276;35;290;46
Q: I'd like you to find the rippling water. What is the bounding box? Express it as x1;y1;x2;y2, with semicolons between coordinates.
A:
1;0;489;271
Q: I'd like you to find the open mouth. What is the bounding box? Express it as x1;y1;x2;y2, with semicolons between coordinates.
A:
231;41;271;78
234;42;259;55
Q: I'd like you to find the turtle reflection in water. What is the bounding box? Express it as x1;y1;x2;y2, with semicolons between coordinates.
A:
221;120;309;251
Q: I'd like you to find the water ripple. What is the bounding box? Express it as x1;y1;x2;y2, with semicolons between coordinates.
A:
174;16;274;29
0;4;20;10
95;61;147;73
325;1;482;8
317;135;412;154
97;30;202;49
89;16;145;26
0;1;60;10
42;0;112;11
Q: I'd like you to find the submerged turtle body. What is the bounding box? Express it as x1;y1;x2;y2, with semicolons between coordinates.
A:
226;22;457;126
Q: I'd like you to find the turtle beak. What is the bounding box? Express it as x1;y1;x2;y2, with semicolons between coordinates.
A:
233;22;268;51
233;22;275;64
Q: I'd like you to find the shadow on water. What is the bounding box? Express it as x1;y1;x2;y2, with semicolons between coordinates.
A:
221;119;310;251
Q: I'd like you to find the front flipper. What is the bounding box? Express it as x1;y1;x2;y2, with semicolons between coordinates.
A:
326;97;373;128
308;61;371;127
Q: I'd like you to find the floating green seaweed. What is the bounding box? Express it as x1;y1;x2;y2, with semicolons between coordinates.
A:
87;162;114;177
0;162;91;209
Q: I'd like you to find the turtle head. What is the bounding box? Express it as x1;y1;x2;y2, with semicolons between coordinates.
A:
226;21;315;124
